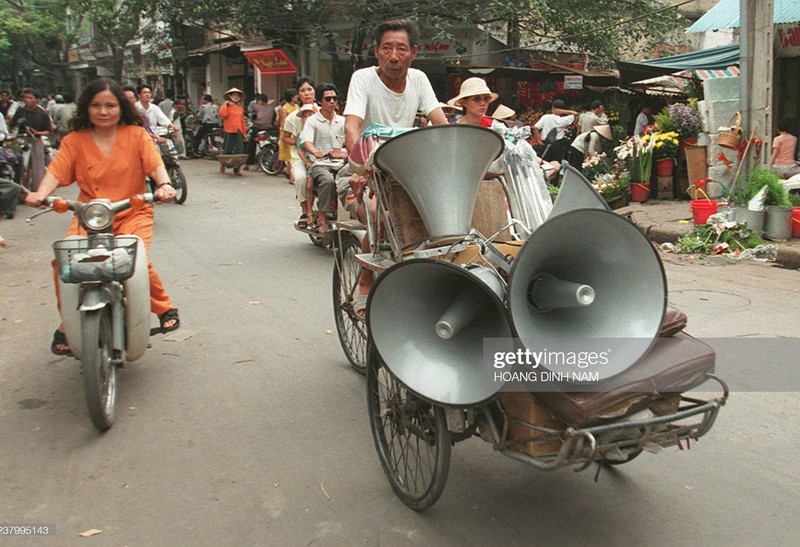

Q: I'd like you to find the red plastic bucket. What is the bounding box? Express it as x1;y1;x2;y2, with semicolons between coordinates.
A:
655;158;674;177
792;207;800;238
691;199;718;225
630;182;650;203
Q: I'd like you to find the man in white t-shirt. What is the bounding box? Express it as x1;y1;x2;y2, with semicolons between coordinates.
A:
533;99;578;162
342;19;447;306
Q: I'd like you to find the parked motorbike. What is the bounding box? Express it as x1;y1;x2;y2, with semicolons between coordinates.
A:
254;128;284;176
40;193;156;431
148;140;187;204
0;131;23;218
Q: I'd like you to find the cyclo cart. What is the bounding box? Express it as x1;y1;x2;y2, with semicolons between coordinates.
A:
329;124;727;511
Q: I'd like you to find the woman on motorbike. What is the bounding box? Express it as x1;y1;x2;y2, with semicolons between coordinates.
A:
25;78;179;355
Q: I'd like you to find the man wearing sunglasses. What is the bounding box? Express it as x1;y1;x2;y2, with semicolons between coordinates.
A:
300;83;346;235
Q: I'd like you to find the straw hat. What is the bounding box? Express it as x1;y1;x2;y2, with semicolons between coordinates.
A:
491;104;516;120
299;103;316;115
437;101;462;113
223;87;244;100
594;124;612;141
447;77;499;108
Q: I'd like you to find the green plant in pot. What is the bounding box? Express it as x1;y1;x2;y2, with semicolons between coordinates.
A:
739;167;791;207
654;107;676;133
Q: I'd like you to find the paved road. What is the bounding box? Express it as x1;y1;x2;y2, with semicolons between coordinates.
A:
1;159;798;545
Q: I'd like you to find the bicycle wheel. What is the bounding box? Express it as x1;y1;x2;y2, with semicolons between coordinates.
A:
257;145;283;175
80;307;116;431
332;233;368;374
366;345;451;511
169;165;188;204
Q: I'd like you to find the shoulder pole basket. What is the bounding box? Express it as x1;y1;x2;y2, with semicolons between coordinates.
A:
718;112;742;149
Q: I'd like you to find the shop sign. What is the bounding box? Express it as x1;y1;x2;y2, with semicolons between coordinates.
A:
563;75;583;89
777;25;800;57
228;61;244;76
243;49;297;75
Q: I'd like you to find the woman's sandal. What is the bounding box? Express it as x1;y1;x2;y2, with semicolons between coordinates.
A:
297;214;309;229
158;308;181;333
51;329;72;356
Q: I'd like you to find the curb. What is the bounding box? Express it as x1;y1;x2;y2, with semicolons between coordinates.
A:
620;207;800;270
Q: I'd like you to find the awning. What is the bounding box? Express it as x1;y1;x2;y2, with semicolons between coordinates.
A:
616;44;740;85
456;64;617;85
687;0;800;33
243;49;297;75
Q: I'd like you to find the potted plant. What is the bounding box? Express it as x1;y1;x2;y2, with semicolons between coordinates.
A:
652;131;680;176
668;102;703;143
593;169;631;208
734;167;791;235
614;134;654;202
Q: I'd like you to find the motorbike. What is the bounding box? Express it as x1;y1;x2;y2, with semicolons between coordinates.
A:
148;139;187;204
293;151;351;248
40;193;156;431
0;131;23;218
254;128;284;176
329;124;727;511
184;123;223;159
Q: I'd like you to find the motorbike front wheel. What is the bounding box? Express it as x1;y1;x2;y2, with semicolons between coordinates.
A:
81;307;116;431
332;233;368;374
257;145;284;176
366;345;451;511
169;165;188;204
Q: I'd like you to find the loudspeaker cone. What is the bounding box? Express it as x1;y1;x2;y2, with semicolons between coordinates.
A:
372;125;505;240
368;259;512;406
508;209;666;382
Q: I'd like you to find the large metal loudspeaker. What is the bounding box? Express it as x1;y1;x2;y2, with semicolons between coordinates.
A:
372;125;505;240
368;259;513;406
508;209;667;381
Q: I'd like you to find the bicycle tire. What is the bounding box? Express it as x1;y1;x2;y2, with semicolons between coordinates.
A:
366;345;451;511
332;233;368;374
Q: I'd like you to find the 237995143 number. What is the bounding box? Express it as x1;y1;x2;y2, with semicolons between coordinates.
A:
0;524;54;535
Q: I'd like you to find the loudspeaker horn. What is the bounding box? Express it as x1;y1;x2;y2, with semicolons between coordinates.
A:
372;125;505;240
549;162;610;219
368;258;513;406
508;209;666;382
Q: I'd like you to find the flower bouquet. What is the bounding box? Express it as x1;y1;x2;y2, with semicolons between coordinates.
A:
593;169;631;206
581;153;612;181
614;134;655;182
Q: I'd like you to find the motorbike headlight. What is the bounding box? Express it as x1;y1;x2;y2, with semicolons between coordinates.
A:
81;202;113;232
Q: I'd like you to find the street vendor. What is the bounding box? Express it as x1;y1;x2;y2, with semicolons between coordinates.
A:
218;87;247;176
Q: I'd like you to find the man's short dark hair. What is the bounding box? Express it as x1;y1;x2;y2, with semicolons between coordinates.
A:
591;100;603;110
317;83;338;102
202;94;213;102
552;99;566;109
373;19;420;48
136;83;152;95
21;87;39;99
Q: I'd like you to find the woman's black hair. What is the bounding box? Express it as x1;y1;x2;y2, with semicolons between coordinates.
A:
71;78;143;131
777;119;792;133
283;87;297;103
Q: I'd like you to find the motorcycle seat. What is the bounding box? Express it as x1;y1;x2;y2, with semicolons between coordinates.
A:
535;330;715;429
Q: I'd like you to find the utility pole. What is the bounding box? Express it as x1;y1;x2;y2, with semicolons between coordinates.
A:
739;0;773;169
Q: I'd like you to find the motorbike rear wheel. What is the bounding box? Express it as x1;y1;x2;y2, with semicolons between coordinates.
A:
367;345;451;511
169;165;188;204
81;307;116;431
332;232;368;374
257;145;284;176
